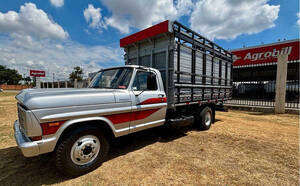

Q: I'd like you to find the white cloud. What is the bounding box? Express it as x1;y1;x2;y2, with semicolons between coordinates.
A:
96;0;279;38
55;44;64;49
26;60;34;66
176;0;193;16
0;3;68;40
0;3;122;81
297;12;300;26
0;36;123;81
50;0;64;8
84;4;105;29
189;0;280;40
99;0;179;33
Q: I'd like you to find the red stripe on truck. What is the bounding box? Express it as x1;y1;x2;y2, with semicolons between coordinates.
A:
105;109;159;125
138;97;167;105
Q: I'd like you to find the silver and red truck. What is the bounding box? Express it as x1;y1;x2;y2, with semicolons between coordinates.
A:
14;20;233;176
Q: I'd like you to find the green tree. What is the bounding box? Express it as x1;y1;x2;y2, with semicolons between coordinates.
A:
69;66;83;81
23;76;31;85
0;65;22;85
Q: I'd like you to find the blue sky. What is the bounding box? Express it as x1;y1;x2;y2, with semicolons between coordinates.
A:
0;0;299;81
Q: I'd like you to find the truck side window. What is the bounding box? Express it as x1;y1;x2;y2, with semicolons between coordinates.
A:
132;71;158;91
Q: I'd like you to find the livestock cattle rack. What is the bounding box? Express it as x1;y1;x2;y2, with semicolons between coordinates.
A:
120;20;233;108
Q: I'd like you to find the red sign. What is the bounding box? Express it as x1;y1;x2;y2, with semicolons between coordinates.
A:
30;70;45;77
232;40;299;66
120;20;170;47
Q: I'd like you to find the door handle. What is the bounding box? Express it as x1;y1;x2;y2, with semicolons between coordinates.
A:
158;94;165;97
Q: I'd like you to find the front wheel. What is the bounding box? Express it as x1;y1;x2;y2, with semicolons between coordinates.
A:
195;106;213;130
55;126;110;177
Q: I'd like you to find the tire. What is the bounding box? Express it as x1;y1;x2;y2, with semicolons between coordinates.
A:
55;126;110;177
195;106;213;130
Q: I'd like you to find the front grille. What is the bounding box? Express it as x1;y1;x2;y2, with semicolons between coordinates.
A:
17;104;26;132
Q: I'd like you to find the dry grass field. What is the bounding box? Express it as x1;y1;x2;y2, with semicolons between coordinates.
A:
0;91;299;185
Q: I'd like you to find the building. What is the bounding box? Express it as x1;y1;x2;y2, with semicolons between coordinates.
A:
228;39;299;109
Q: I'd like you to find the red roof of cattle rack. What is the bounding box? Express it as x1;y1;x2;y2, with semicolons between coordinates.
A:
120;20;171;47
232;39;299;67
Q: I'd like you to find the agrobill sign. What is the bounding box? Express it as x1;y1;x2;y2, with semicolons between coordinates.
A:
232;39;299;66
30;70;45;77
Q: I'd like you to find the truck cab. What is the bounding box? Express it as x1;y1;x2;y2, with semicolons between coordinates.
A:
88;66;167;133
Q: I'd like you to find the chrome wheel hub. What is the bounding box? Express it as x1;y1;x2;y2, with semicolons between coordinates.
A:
70;135;100;165
205;112;211;126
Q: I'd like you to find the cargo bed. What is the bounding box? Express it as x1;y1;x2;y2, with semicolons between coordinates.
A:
120;20;233;108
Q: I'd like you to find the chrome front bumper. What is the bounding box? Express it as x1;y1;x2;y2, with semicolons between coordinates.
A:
14;120;40;157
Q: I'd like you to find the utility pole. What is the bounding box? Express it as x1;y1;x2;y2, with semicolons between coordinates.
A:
52;73;55;88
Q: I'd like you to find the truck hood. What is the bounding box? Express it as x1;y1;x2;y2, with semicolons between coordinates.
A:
16;88;118;110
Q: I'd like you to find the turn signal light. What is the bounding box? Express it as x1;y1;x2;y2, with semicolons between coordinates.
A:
41;121;66;135
30;136;42;141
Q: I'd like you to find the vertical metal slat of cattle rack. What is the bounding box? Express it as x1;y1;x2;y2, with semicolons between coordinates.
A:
176;25;181;103
202;50;207;101
211;44;214;101
165;45;169;98
219;59;222;100
191;32;196;103
230;54;233;100
225;59;228;98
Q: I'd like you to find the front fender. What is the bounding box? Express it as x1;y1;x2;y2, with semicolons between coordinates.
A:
57;117;118;137
38;117;129;154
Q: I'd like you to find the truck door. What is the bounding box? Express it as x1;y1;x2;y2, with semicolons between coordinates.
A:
129;70;167;133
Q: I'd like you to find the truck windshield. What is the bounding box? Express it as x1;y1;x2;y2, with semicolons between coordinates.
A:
89;68;133;89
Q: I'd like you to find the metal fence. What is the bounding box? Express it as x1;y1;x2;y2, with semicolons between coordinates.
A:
226;79;299;108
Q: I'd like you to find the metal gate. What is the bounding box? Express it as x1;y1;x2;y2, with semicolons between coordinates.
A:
226;62;299;109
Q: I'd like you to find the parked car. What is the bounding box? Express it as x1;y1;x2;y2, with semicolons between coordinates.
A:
14;20;233;176
264;81;299;100
237;83;264;95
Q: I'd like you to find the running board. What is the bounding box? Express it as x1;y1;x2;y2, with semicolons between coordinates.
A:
215;104;228;112
169;116;194;127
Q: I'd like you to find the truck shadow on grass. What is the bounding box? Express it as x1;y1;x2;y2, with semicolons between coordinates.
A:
0;123;218;185
0;146;64;185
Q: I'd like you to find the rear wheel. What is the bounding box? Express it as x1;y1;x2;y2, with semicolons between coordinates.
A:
55;126;109;177
195;106;213;130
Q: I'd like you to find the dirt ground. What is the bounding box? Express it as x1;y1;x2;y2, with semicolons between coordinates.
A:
0;91;299;185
